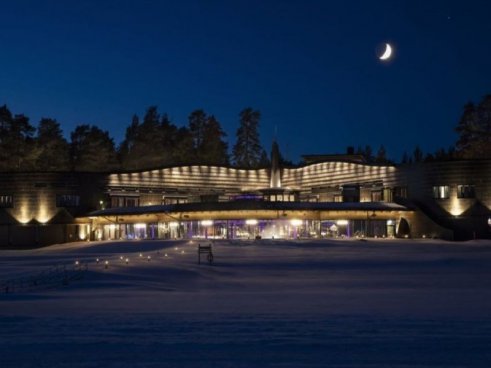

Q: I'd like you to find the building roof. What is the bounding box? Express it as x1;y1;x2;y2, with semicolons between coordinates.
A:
88;201;411;218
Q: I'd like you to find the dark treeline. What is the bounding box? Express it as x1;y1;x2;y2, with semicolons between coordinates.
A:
1;95;490;171
351;94;491;165
0;105;269;172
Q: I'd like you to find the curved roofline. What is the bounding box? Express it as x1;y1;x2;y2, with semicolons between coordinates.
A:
109;162;271;174
294;158;397;168
0;158;490;175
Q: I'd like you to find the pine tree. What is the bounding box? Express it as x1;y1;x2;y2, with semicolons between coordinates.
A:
188;110;229;164
119;107;179;170
364;145;373;163
35;118;70;170
375;145;387;163
413;145;423;163
201;115;229;165
0;105;37;171
188;109;207;158
455;95;491;158
172;127;194;164
118;114;140;169
70;125;119;171
232;108;264;168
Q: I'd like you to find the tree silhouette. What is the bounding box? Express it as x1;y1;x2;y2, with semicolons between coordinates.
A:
119;107;180;170
70;125;118;171
375;145;387;163
35;118;70;171
188;110;229;164
188;109;207;157
455;95;491;158
201;115;229;165
172;127;194;164
0;105;37;171
413;145;423;163
118;114;140;169
232;108;264;168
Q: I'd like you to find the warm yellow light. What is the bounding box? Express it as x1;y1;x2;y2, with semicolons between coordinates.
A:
35;195;51;224
79;225;87;240
245;219;258;225
135;223;147;229
169;222;179;228
201;220;213;226
449;196;464;216
18;202;30;224
290;219;302;226
336;220;349;226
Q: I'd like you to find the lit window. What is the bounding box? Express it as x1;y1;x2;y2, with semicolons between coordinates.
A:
457;185;475;199
0;195;13;208
432;186;449;199
333;195;343;202
383;188;393;202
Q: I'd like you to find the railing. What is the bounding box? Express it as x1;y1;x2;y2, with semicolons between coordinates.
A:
0;262;88;294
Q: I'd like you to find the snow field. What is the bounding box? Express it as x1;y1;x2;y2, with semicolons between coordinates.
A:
1;238;491;367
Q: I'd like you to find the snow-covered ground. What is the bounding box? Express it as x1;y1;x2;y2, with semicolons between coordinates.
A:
1;238;491;367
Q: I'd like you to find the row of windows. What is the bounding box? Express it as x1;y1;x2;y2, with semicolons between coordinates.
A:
433;185;476;199
0;185;479;210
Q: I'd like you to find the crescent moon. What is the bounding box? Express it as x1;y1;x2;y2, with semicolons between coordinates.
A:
379;43;392;60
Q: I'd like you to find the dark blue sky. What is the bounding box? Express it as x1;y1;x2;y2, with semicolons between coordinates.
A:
1;0;491;162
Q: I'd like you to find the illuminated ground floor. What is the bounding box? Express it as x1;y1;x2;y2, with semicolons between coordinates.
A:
80;201;418;241
94;218;399;241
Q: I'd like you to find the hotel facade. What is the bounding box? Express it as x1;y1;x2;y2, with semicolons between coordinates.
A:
1;145;490;247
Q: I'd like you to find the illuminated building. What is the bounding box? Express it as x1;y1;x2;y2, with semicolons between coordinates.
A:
0;144;490;247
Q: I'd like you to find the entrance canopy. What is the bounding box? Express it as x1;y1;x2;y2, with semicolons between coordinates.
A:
79;201;412;225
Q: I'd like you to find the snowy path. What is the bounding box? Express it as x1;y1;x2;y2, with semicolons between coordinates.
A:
1;239;491;367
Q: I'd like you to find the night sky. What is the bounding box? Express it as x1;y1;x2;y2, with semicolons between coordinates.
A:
2;0;491;162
